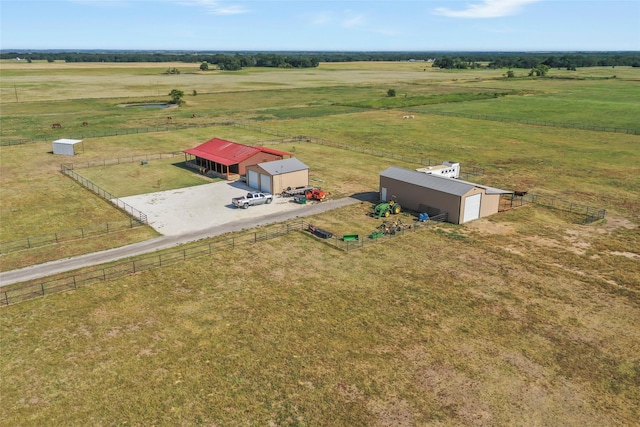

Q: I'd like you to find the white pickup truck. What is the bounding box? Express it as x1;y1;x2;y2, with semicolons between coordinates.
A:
232;192;273;209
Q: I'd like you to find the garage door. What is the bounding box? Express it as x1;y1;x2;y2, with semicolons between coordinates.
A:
259;174;272;193
463;193;481;223
248;170;259;189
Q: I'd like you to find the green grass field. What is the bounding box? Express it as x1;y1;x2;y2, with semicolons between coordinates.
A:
1;61;638;426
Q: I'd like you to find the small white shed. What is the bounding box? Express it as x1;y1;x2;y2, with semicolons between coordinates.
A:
52;139;83;156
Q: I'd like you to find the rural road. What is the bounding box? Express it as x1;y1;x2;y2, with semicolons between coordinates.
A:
0;192;377;287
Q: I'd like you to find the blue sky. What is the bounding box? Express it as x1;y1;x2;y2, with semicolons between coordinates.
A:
1;0;638;51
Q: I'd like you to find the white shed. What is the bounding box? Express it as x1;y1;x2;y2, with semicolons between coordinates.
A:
52;139;83;156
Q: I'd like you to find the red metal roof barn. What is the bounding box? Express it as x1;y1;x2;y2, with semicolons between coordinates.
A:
183;138;292;180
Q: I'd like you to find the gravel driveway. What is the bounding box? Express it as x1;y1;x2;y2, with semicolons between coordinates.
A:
119;180;309;236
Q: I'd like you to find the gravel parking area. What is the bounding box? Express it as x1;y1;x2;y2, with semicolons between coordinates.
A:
119;181;308;236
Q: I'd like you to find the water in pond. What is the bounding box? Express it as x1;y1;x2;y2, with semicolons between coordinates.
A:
141;104;170;109
124;103;170;109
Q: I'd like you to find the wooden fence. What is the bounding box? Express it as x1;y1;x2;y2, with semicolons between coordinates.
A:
0;218;145;255
0;217;449;307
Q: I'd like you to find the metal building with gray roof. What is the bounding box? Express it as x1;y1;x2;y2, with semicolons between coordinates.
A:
380;166;511;224
245;158;310;195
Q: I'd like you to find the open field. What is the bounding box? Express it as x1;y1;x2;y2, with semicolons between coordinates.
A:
1;62;639;426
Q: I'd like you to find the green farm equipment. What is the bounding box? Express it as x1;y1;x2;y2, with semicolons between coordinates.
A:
373;199;401;218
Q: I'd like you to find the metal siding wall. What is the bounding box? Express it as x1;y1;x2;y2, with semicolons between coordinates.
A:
277;170;309;195
380;176;462;223
480;194;500;217
53;143;74;156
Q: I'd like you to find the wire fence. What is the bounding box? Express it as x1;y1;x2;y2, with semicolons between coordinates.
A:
0;217;450;307
0;122;235;147
60;165;148;224
61;151;184;170
0;218;146;255
232;124;487;178
2;104;637;147
500;193;606;224
0;153;179;254
409;110;639;135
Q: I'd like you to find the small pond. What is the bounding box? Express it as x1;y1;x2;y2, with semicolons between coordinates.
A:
122;103;171;109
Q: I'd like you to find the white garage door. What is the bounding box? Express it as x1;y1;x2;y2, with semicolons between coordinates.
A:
381;187;387;201
463;193;481;223
248;170;259;189
260;174;272;193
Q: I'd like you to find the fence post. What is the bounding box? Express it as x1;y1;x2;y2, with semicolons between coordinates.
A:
41;283;45;295
73;276;77;289
4;291;8;306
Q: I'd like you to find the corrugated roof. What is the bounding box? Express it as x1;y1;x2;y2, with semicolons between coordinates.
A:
380;166;510;196
183;138;292;165
53;138;83;145
258;157;309;175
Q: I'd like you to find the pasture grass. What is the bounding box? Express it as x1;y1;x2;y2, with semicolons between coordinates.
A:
1;206;638;426
0;61;638;425
77;157;217;198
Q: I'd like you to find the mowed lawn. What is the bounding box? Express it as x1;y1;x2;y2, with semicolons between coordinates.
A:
0;62;639;425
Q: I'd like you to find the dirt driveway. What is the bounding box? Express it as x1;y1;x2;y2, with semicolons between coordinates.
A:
119;180;310;236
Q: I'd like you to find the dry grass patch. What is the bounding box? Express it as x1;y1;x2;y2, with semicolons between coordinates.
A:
2;208;638;425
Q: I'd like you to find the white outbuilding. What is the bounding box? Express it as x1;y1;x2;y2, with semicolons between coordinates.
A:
52;139;83;156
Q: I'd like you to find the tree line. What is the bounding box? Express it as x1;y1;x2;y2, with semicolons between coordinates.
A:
1;50;638;70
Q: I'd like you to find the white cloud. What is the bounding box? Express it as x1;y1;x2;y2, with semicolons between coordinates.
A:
434;0;540;19
306;11;333;25
178;0;248;15
342;14;366;29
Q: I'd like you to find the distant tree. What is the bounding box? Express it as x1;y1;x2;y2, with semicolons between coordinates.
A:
168;89;184;105
218;56;242;71
506;69;515;78
387;89;396;97
192;90;197;96
199;62;209;71
435;56;455;69
529;64;550;77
